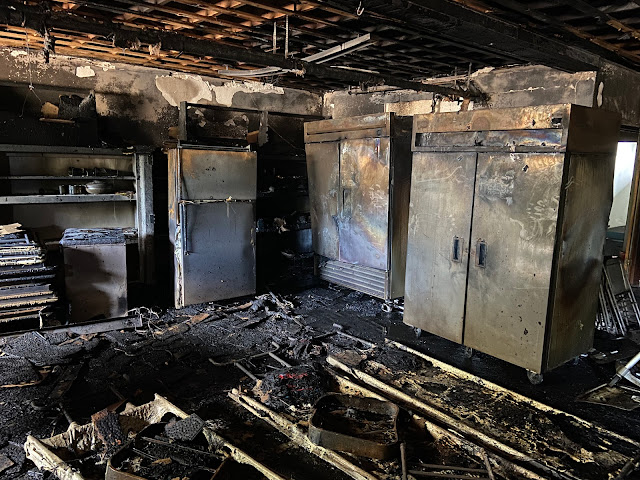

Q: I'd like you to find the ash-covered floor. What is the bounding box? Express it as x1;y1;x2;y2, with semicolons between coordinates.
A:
1;261;639;479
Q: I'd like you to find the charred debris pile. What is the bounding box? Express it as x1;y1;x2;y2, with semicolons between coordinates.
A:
0;287;636;479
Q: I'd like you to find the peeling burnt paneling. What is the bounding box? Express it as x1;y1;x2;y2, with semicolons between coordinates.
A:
595;61;640;127
324;65;597;119
0;49;323;147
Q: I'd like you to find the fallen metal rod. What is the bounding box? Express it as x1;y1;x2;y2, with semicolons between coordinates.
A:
385;339;640;447
614;450;640;480
268;351;292;368
325;367;548;480
140;436;220;459
400;442;407;480
332;325;376;348
409;471;489;479
482;449;496;480
409;464;487;473
209;341;280;366
233;362;258;382
326;355;571;480
229;389;378;480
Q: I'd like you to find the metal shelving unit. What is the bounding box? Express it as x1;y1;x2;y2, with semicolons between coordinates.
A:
0;145;154;285
0;176;136;180
0;194;136;204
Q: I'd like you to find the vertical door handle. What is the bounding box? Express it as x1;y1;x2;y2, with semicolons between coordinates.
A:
180;203;189;255
342;188;352;216
476;240;487;268
451;236;462;262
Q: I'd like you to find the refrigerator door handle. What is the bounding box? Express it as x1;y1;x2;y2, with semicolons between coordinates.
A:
475;240;487;268
180;202;189;255
342;187;352;217
451;236;463;263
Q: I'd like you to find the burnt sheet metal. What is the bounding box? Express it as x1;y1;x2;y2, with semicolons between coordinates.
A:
317;259;388;299
577;384;640;411
405;104;620;374
0;233;45;267
178;148;256;201
412;104;571;138
164;414;205;441
306;142;339;260
304;113;412;300
414;129;564;151
59;228;135;246
180;201;255;306
338;137;390;270
464;153;564;373
168;147;257;308
403;152;477;344
309;393;399;460
545;152;615;371
0;229;56;332
63;242;128;323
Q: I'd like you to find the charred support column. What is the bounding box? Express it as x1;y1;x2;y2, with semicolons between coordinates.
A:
134;151;154;285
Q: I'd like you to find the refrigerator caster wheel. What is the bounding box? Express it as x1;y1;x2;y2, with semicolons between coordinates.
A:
413;327;422;338
527;371;543;385
463;347;474;359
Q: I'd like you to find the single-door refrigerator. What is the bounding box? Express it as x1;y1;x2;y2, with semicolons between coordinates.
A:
168;145;256;308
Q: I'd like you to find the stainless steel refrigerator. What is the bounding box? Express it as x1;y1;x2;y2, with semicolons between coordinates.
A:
404;104;621;376
168;146;256;308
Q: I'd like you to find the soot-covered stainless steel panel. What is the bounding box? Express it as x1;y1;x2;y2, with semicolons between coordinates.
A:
403;152;477;343
180;202;255;306
338;137;390;270
306;142;340;260
179;148;256;201
464;153;564;372
545;153;615;370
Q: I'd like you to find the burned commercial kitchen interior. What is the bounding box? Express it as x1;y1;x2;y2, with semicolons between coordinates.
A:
4;1;640;479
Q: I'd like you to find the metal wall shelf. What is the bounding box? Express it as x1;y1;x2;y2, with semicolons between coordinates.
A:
0;194;136;204
0;176;136;181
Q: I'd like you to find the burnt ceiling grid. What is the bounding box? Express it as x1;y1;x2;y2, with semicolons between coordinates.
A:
0;0;639;92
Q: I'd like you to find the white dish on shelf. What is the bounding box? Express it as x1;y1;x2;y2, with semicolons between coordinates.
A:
85;180;113;194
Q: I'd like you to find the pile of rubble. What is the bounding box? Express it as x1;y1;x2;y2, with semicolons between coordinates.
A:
3;286;639;480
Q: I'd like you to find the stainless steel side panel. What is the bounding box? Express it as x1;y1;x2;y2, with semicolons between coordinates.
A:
545;153;615;370
179;149;256;201
63;244;128;322
464;153;564;372
168;149;182;308
403;152;477;343
338;138;390;270
180;202;256;306
305;142;340;260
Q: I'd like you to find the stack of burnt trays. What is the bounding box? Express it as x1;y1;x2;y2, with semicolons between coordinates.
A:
0;224;57;333
597;257;640;336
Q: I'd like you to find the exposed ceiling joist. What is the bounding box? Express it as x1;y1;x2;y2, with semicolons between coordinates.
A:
0;1;481;98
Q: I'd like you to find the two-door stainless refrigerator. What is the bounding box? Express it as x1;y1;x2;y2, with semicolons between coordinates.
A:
168;145;256;308
304;113;412;300
404;104;620;376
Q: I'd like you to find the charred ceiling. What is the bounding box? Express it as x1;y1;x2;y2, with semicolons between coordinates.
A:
0;0;638;93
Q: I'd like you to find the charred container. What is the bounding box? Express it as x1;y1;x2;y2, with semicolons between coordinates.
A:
404;104;621;375
304;113;412;300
